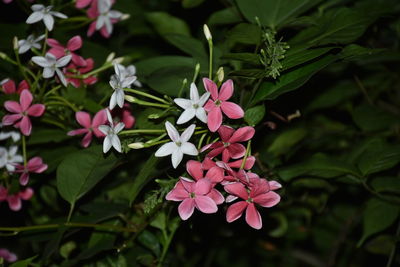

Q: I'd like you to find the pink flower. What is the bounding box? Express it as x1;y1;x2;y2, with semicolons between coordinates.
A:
203;79;244;132
68;109;107;147
111;103;135;129
14;157;48;186
2;89;45;136
186;160;224;204
202;156;256;171
224;178;281;229
201;125;255;162
75;0;94;9
0;186;34;211
47;35;86;67
1;79;29;94
0;248;17;263
86;0;120;38
166;178;218;220
65;58;97;88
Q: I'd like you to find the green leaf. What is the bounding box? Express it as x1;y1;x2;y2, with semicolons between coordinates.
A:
10;256;38;267
244;105;265;126
226;23;261;45
128;154;160;205
267;128;307;156
352;104;399;132
164;34;208;62
339;44;386;62
357;143;400;176
208;8;242;25
252;55;336;104
282;46;337;70
56;146;118;205
365;235;396;255
236;0;322;29
147;66;193;96
182;0;205;8
370;177;400;194
28;128;71;145
146;12;191;36
223;53;261;65
358;198;400;246
138;230;161;257
135;56;196;77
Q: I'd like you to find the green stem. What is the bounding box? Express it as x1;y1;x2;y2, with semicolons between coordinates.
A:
14;47;31;88
44;85;62;97
21;135;27;166
240;140;252;170
386;218;400;267
66;203;74;223
46;96;79;112
42;29;48;56
208;40;213;79
157;226;179;267
120;129;166;135
130;98;170;109
124;88;169;104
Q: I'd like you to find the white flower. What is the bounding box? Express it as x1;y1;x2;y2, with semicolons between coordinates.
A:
109;63;137;110
0;124;20;142
31;53;72;87
0;146;23;172
17;34;45;54
96;0;122;36
26;4;68;31
117;64;142;87
174;83;210;124
155;122;198;168
98;109;125;153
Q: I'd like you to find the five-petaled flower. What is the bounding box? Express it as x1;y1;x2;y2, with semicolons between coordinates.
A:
87;0;122;38
98;109;125;153
68;109;107;148
166;177;218;220
0;186;34;211
17;34;45;54
203;78;244;132
47;35;86;66
26;4;67;31
0;146;23;172
109;63;137;110
1;79;29;95
14;157;48;186
2;89;45;136
32;53;72;87
155;122;198;168
174;83;210;124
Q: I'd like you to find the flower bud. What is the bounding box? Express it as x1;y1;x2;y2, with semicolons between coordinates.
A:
216;67;224;82
121;14;130;21
203;24;212;41
13;37;19;50
0;52;7;59
148;113;160;119
106;52;115;62
112;57;124;64
128;142;144;149
124;95;137;103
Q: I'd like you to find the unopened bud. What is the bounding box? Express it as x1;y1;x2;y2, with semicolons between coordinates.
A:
195;63;200;73
106;52;115;62
121;14;130;21
216;67;224;82
112;57;124;64
13;37;18;50
148;113;160;119
128;142;144;149
124;95;137;102
203;24;212;41
0;52;7;59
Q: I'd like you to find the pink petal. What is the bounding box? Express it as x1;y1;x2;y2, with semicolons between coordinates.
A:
72;54;87;67
80;58;95;73
269;181;282;190
204;99;215;112
0;186;8;201
2;79;16;94
19;89;33;111
218;79;233;101
83;76;98;85
27;104;45;117
245;203;262;229
224;182;248;200
2;114;22;125
201;157;216;170
92;109;107;127
227;143;246;159
179;177;195;193
27;157;47;172
178;198;195;220
228;156;256;170
68;128;89;136
122;109;135;129
229;126;255;143
4;101;22;113
18;80;29;93
20;116;32;136
207;107;223;132
166;183;189;201
222;148;231;162
93;127;106;138
253;191;281;207
7;195;21;211
221;101;244;119
186;160;204;181
19;188;34;200
194;178;212;195
206;145;225;159
46;38;62;48
205;166;224;183
195;195;218;213
75;111;92;128
226;201;247;222
203;78;218;100
67;36;83;51
81;131;93;148
19;172;30;186
207;188;224;205
76;0;92;8
218;125;235;142
48;48;65;59
249;178;270;197
87;21;97;37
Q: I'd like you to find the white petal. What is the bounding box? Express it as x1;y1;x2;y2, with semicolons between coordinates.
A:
98;125;110;135
114;64;122;77
43;67;55;78
51;11;68;19
32;43;42;50
9;146;18;156
31;4;44;11
96;16;105;30
165;121;179;142
11;132;20;142
56;55;72;67
18;43;31;54
6;163;16;172
180;124;195;143
31;56;50;67
109;10;122;19
190;83;199;101
106;109;113;124
109;92;117;110
121;76;137;88
195;108;207;123
174;98;192;109
177;108;195;124
111;134;121;152
104;17;113;35
43;14;54;31
114;122;125;134
35;34;46;42
198;92;211;107
155;142;176;157
171;148;183;169
55;68;68;86
127;65;137;75
98;0;111;13
0;133;10;141
181;142;198;156
103;135;112;153
115;89;125;108
26;12;43;24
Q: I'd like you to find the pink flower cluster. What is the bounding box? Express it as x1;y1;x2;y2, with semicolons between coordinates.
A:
0;186;34;211
166;79;281;229
46;35;97;88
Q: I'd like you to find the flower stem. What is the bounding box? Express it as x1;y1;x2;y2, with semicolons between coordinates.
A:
120;129;166;135
157;223;179;267
42;28;48;56
21;135;27;166
66;203;74;223
14;46;32;88
46;96;79;112
240;140;252;170
208;40;213;79
124;88;169;104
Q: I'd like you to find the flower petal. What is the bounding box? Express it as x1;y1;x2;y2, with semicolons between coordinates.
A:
220;101;244;119
245;203;262;229
205;166;224;183
27;104;45;117
186;160;203;181
224;182;248;200
155;142;176;157
75;111;91;128
227;143;246;159
218;125;235;142
253;191;281;208
111;134;122;152
226;201;247;223
2;114;22;125
218;79;233;101
178;198;195;220
81;131;93;148
194;178;212;195
174;98;192;109
67;35;82;51
203;78;218;100
207;107;222;132
92;109;107;127
4;101;22;113
190;83;199;101
195;195;218;214
20;116;32;136
177;108;195;124
165;121;179;142
20;89;33;111
181;142;198;156
180;124;195;143
7;195;22;211
207;189;225;205
229;126;255;143
171;148;183;168
195;108;207;123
